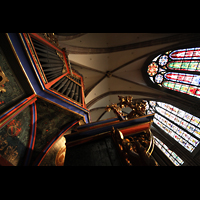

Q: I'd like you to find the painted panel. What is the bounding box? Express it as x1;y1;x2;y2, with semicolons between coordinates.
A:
0;46;24;112
0;105;31;166
29;98;81;164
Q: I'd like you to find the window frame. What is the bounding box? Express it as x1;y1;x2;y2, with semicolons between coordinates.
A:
142;45;200;104
145;100;200;156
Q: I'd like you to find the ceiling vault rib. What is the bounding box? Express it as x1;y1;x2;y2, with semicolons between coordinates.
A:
111;38;200;74
85;75;107;97
64;33;200;54
111;54;148;74
70;61;106;74
86;90;192;109
89;107;106;112
97;111;107;121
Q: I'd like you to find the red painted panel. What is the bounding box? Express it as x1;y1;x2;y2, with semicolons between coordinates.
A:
0;155;13;166
0;94;37;128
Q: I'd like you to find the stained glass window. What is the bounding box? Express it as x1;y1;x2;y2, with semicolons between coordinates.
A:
144;100;200;153
153;136;184;166
147;47;200;98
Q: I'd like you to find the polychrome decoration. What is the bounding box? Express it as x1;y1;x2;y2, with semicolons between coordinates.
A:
144;100;200;154
147;48;200;98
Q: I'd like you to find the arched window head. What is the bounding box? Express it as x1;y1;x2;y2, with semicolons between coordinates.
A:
147;48;200;98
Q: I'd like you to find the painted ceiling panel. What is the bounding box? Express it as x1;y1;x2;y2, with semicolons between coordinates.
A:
69;53;114;73
108;76;159;93
89;95;111;110
90;108;106;122
85;77;110;104
114;68;146;86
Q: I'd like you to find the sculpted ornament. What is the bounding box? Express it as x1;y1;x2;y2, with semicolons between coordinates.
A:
0;66;9;93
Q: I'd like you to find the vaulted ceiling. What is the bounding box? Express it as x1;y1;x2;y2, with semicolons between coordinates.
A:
56;33;200;122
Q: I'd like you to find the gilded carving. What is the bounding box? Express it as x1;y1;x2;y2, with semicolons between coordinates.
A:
56;51;67;74
41;33;60;48
111;127;158;166
105;96;147;120
0;66;9;93
0;135;8;151
4;145;18;162
55;146;66;166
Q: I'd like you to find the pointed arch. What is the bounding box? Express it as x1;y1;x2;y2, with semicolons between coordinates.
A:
145;47;200;100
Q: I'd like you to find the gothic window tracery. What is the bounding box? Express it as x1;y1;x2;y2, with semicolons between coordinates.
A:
147;48;200;98
153;136;184;166
144;100;200;153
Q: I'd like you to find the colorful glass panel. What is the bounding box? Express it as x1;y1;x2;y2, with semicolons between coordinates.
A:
164;72;200;86
167;61;200;71
153;136;184;166
155;74;163;83
145;100;200;153
191;116;200;126
194;128;200;139
162;81;200;98
147;62;158;76
149;101;156;107
154;113;197;152
159;55;168;66
147;47;200;99
169;48;200;60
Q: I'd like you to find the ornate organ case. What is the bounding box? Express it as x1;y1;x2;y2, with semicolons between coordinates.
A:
0;33;90;166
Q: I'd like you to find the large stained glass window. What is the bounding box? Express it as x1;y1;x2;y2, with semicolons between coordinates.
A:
147;48;200;98
153;136;184;166
145;101;200;153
